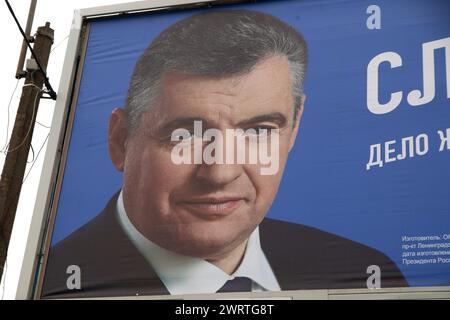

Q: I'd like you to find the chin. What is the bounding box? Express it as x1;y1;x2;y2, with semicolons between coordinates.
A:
156;225;250;259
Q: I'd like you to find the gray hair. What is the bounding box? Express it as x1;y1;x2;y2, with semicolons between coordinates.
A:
125;9;308;132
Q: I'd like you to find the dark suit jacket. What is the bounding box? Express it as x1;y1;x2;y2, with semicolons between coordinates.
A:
41;193;408;298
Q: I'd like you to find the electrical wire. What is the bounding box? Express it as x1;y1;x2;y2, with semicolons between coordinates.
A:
27;144;35;163
1;79;20;153
35;121;51;129
4;0;57;100
3;87;43;154
51;34;69;53
22;83;41;91
22;133;49;184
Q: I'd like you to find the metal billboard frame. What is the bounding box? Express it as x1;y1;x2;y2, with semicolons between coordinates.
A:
14;0;450;300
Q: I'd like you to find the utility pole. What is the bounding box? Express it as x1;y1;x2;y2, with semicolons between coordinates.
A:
16;0;37;79
0;22;54;281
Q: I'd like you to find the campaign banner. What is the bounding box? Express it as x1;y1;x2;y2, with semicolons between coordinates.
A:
39;0;450;298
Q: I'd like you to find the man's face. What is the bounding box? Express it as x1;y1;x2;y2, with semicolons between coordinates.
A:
109;55;303;260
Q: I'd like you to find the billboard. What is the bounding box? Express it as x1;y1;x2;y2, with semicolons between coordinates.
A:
34;0;449;298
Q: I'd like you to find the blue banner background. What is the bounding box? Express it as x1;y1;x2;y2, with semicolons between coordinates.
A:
50;0;450;287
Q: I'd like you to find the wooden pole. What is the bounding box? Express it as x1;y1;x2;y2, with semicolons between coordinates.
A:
0;22;54;281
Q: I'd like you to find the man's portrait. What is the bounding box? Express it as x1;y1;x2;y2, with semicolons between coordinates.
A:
41;8;409;298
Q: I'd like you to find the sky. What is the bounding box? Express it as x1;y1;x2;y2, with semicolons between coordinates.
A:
0;0;140;300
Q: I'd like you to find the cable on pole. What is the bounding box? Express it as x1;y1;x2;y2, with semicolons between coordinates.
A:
4;0;57;100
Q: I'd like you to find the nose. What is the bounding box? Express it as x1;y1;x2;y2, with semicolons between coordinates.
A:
195;162;243;187
193;127;246;187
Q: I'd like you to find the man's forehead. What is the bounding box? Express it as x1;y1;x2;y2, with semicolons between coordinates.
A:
140;55;294;129
159;55;291;96
158;57;293;117
161;72;244;96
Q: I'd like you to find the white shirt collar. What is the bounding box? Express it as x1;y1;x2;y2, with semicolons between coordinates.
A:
116;191;280;295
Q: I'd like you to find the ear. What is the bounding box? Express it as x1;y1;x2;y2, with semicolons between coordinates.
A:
108;108;128;172
288;94;306;152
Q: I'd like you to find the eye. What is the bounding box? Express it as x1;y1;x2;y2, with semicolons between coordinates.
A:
170;127;202;143
171;128;192;141
244;126;275;137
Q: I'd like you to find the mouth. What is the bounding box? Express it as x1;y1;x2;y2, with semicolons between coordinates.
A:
177;196;245;218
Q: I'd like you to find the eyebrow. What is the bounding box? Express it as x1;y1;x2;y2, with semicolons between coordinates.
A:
157;112;288;134
237;112;287;128
157;117;206;134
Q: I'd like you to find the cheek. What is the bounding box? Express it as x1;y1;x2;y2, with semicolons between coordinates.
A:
244;164;284;219
123;144;194;213
245;137;292;211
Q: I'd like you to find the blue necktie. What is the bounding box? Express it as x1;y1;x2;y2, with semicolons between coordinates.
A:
217;277;252;293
